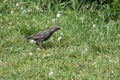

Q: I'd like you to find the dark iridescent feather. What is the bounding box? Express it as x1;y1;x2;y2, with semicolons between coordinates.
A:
27;26;60;45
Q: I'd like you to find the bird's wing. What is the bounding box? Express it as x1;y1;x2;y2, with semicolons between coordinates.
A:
29;30;50;40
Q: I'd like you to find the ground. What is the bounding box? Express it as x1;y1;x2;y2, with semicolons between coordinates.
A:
0;2;120;80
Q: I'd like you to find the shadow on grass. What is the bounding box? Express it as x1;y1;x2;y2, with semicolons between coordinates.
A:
35;41;61;49
41;42;55;49
38;41;66;49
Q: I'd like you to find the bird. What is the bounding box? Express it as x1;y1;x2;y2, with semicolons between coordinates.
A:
27;26;61;45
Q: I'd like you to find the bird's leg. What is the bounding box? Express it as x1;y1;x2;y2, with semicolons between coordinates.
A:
36;41;45;49
36;40;40;46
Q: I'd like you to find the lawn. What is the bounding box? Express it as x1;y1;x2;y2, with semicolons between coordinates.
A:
0;1;120;80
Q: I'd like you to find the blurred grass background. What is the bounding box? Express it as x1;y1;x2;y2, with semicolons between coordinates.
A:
0;0;120;80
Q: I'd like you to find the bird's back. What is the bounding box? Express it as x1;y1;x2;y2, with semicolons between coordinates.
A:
27;26;60;42
27;30;53;42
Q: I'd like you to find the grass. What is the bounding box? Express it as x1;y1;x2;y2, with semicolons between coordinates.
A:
0;1;120;80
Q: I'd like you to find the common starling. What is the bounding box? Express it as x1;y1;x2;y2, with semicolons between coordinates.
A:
27;26;61;45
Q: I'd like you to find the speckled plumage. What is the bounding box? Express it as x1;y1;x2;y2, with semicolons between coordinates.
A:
27;26;61;45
